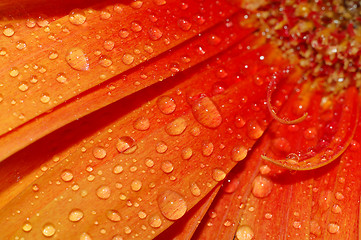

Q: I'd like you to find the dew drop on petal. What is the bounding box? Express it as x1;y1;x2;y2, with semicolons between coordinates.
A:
327;223;340;234
131;21;142;32
66;48;89;71
190;182;201;196
119;28;130;38
148;214;162;228
107;210;121;222
40;93;50;104
99;55;113;67
116;136;135;153
223;178;240;193
156;141;168;153
113;165;124;174
69;9;86;25
236;225;254;240
177;18;191;31
69;209;84;222
122;53;134;65
22;222;32;232
56;73;67;83
157;190;187;220
161;161;174;173
192;96;222;128
103;40;115;51
212;169;226;182
202;141;214;156
148;27;163;40
252;176;272;198
9;67;19;77
80;232;92;240
3;24;15;37
231;145;248;162
61;169;74;182
247;120;263;139
157;96;176;114
96;185;111;199
42;223;56;237
131;179;142;191
165;117;187;136
92;146;107;159
133;117;150;131
181;147;193;160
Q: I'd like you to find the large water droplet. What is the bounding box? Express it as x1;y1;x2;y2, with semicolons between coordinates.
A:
69;209;84;222
165;117;187;136
96;185;111;199
148;214;162;228
161;161;174;173
192;96;222;128
69;9;87;25
181;147;193;160
236;225;254;240
157;190;187;220
247;120;263;139
231;145;248;162
212;169;226;182
157;96;176;114
116;136;135;153
22;221;32;232
66;48;89;71
252;176;272;198
122;53;134;65
131;179;142;191
61;169;74;182
42;223;56;237
3;24;15;37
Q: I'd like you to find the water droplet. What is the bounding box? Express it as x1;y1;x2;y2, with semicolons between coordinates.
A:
212;169;226;182
100;10;112;20
247;120;263;139
26;18;36;28
61;169;74;182
119;28;130;38
148;27;163;40
148;214;162;228
190;182;201;196
69;209;84;222
202;141;214;156
271;137;291;154
154;0;166;5
66;48;89;71
122;53;134;65
22;221;32;232
161;161;174;173
80;232;92;240
236;225;254;240
92;146;107;159
18;82;29;92
56;73;68;83
223;178;240;193
96;185;111;199
331;204;342;214
156;141;168;153
157;96;176;114
192;96;222;128
252;176;272;198
42;223;56;237
319;190;333;210
40;93;50;103
9;67;19;77
231;145;248;162
157;190;187;220
116;136;135;153
131;179;142;191
177;18;191;31
99;55;113;67
327;223;340;234
165;117;187;136
235;115;246;128
103;40;115;51
3;24;15;37
113;165;123;174
130;1;143;9
304;127;317;140
16;40;27;50
181;147;193;160
69;9;87;25
107;210;121;222
131;21;142;32
111;235;122;240
133;117;150;131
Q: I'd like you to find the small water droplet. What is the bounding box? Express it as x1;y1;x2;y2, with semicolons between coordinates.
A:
154;0;166;5
66;48;89;71
107;210;121;222
304;127;317;140
69;9;87;25
247;120;263;139
161;160;174;173
131;179;142;191
122;53;134;65
157;96;176;114
223;178;240;193
56;73;67;83
16;40;27;50
165;117;187;136
156;141;168;153
116;136;135;153
42;223;56;237
119;28;130;38
22;221;32;232
103;40;115;51
231;145;248;162
69;209;84;222
48;50;58;60
181;147;193;160
40;93;50;103
252;176;272;198
99;55;113;67
80;232;92;240
61;169;74;182
3;24;15;37
96;185;111;199
9;67;19;77
92;146;107;159
100;10;112;20
18;82;29;92
133;116;150;131
131;21;142;32
202;141;214;156
177;18;191;31
190;182;201;196
192;96;222;128
236;225;254;240
148;27;163;40
212;168;226;182
157;190;187;220
327;223;340;234
148;214;162;228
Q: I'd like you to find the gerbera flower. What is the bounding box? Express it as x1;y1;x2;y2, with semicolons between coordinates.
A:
0;0;359;239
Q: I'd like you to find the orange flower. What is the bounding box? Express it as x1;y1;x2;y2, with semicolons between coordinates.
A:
0;0;359;239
